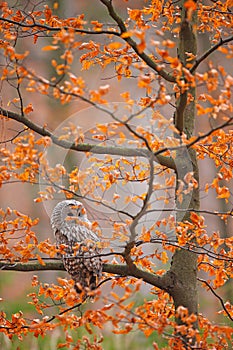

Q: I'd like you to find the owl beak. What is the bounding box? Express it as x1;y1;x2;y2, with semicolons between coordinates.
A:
71;205;86;215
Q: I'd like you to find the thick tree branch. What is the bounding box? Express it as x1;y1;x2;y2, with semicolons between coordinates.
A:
2;107;232;173
0;260;172;292
1;7;175;83
0;260;65;272
99;0;176;83
0;107;176;170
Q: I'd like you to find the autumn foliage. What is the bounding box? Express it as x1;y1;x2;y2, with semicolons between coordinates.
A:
0;1;233;349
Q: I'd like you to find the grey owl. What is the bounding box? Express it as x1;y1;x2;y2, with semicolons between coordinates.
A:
50;199;102;294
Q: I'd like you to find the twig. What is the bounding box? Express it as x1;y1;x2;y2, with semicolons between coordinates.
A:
191;35;233;73
198;278;233;322
0;127;28;144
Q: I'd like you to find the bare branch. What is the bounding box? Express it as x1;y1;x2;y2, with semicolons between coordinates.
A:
198;278;233;322
0;127;28;144
0;260;65;272
191;35;233;73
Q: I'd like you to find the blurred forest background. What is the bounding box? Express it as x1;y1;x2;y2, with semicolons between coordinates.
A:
0;1;232;349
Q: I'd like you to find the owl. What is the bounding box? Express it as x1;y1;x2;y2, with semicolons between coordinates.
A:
50;199;102;294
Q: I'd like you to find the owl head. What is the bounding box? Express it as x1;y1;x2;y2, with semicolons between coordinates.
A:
51;199;89;231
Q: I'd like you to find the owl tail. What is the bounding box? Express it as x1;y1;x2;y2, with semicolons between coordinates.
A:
74;271;98;294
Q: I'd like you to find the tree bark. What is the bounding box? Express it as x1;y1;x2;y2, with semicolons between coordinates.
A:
170;0;199;343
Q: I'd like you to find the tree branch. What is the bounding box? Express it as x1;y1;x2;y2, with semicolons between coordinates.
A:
154;116;233;157
1;6;175;83
0;260;172;292
0;107;176;170
191;35;233;73
99;0;176;83
0;16;120;37
198;278;233;322
128;154;155;246
0;260;65;272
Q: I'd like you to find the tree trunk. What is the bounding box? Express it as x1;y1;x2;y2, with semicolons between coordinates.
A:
170;0;199;344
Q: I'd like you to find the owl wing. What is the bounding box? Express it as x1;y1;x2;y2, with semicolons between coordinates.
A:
55;224;102;293
54;228;73;258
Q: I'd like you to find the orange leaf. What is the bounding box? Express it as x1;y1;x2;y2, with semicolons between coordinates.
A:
184;0;197;10
141;231;151;242
107;42;122;50
184;0;197;21
36;254;45;266
96;124;108;133
190;211;200;225
161;251;168;264
121;31;133;38
42;45;59;51
23;103;33;114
